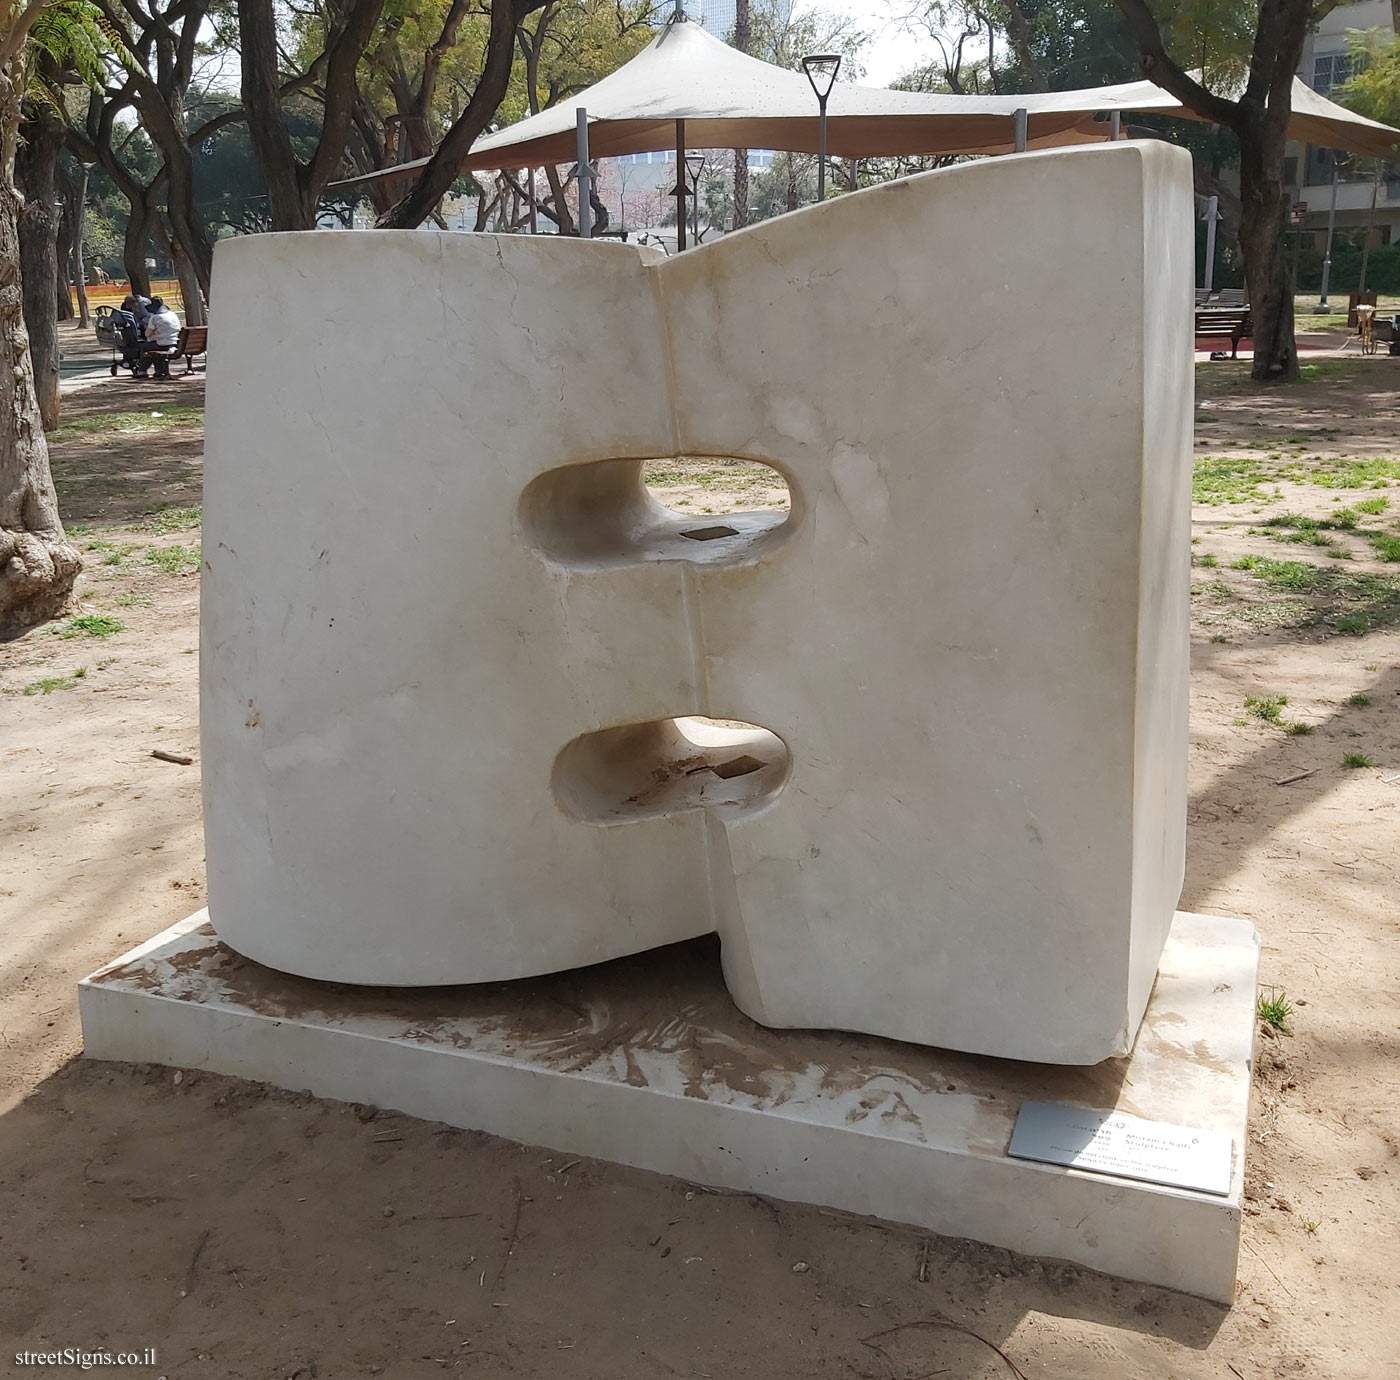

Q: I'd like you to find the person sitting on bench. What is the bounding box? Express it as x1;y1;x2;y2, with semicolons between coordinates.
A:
137;297;182;377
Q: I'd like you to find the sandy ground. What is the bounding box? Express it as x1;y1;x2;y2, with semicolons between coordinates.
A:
1;324;1398;1378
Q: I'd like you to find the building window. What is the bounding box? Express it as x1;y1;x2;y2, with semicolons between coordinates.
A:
1312;52;1353;96
1305;145;1337;186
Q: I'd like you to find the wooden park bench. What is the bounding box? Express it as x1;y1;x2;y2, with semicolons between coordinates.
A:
143;325;208;378
173;324;207;374
1194;305;1251;358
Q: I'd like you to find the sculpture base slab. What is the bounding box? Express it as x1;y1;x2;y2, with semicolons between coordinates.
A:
78;910;1258;1304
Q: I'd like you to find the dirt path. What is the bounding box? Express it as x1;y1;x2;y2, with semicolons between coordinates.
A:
1;333;1397;1378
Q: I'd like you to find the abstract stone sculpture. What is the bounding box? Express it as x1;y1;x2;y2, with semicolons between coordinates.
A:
203;141;1195;1064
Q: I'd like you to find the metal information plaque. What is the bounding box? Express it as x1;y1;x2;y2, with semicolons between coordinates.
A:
1008;1101;1234;1196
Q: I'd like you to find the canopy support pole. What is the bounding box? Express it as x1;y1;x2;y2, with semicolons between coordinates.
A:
1111;111;1122;140
528;168;537;234
1013;108;1027;152
675;119;687;252
576;109;592;238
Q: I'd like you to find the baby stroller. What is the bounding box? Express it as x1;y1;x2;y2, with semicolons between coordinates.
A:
95;305;145;377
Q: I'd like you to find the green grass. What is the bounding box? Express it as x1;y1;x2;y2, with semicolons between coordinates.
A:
1286;721;1313;736
1230;555;1321;589
1225;556;1400;634
1192;456;1271;506
54;614;123;639
1346;692;1372;707
1195;552;1219;567
1365;531;1400;562
1353;497;1389;516
1257;987;1294;1036
144;544;201;575
643;457;790;502
1284;457;1400;489
22;668;86;695
146;503;202;533
1342;751;1377;769
113;592;153;608
1245;693;1288;724
50;402;205;439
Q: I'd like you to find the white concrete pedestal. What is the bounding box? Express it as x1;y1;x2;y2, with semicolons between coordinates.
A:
79;910;1257;1303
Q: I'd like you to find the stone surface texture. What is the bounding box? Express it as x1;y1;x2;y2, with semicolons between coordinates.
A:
202;141;1196;1064
78;909;1259;1304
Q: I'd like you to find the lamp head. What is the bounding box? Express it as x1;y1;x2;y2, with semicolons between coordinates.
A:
802;53;842;101
684;150;706;182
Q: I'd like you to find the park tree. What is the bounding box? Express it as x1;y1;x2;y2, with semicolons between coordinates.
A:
1114;0;1333;380
373;0;633;229
1341;30;1400;129
1;0;102;636
238;0;388;229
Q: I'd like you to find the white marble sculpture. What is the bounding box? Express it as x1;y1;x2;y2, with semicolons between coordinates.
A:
203;141;1195;1064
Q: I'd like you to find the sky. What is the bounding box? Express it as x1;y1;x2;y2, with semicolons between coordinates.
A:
794;0;943;86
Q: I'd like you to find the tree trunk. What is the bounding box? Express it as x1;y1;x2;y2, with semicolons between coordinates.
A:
123;198;154;296
55;186;75;321
71;163;90;328
0;71;80;639
544;163;574;235
1237;116;1297;381
15;106;64;432
170;235;206;326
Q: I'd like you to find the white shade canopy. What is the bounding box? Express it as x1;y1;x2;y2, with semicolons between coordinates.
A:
341;17;1399;186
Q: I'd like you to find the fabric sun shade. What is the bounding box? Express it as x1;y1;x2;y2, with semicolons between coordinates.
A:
339;17;1400;188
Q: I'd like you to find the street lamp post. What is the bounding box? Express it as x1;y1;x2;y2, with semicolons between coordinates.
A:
1318;155;1342;312
684;150;705;244
801;53;841;203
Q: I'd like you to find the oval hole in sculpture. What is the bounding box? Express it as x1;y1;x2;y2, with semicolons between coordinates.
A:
552;716;790;825
520;457;792;570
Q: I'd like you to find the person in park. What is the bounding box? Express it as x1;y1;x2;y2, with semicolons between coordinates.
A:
138;297;182;377
122;290;151;334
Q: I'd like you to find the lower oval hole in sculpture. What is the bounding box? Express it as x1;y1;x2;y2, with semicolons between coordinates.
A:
552;717;790;824
520;457;791;569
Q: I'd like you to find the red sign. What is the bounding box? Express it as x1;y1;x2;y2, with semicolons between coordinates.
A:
1290;201;1309;226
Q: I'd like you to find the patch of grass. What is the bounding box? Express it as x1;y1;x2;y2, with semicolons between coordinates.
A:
1346;692;1372;707
22;668;87;695
1300;1219;1320;1235
1195;552;1219;567
1192;456;1271;506
1342;751;1376;769
113;591;154;608
1209;633;1229;643
1286;721;1313;735
1287;456;1400;489
50;402;204;440
1230;555;1321;590
1223;556;1400;635
644;457;790;503
98;543;142;567
54;614;123;639
1257;987;1294;1035
1365;531;1400;562
1261;512;1357;548
1353;497;1389;516
1245;693;1289;724
146;503;202;533
144;544;201;575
